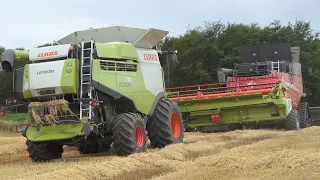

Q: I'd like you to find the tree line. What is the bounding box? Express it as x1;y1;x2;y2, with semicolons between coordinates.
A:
1;20;320;107
159;20;320;106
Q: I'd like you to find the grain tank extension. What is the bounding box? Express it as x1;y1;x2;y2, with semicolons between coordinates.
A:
1;26;184;162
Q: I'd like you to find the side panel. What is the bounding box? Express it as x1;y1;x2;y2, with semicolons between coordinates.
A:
29;61;63;96
187;104;287;128
92;45;165;115
92;60;158;115
23;59;77;98
61;59;78;94
178;94;290;128
23;64;32;98
136;48;164;96
280;73;303;109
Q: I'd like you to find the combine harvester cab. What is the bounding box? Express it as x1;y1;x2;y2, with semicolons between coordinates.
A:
167;43;312;132
0;26;184;162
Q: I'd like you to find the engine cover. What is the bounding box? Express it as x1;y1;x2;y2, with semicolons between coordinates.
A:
15;59;78;99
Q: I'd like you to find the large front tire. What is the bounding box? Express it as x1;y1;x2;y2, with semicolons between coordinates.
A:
26;140;63;162
147;99;184;148
285;109;300;130
111;113;147;156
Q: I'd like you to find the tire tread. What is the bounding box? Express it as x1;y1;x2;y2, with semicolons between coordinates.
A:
147;99;184;148
111;112;146;156
26;140;63;162
285;109;300;130
298;102;310;128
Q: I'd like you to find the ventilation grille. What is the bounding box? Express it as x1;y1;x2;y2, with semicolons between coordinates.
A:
100;61;137;72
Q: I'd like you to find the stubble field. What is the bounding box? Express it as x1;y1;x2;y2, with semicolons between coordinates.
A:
0;126;320;180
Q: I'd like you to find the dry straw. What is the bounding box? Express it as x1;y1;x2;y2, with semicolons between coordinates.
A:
28;99;72;126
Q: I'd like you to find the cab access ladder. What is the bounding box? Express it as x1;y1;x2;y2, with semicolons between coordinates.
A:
79;39;94;120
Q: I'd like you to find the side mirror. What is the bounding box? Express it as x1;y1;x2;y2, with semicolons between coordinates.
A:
308;67;312;76
158;50;179;64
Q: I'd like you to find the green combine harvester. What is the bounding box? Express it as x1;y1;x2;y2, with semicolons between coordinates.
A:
0;26;184;162
166;43;313;132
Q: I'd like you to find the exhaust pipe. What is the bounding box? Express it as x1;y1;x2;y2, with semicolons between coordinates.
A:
1;49;29;72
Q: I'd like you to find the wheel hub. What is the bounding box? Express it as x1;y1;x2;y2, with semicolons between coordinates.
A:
170;112;181;139
135;126;144;147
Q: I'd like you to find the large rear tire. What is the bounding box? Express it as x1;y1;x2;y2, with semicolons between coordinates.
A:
111;112;147;156
26;140;63;162
285;109;300;130
147;99;184;148
298;102;311;128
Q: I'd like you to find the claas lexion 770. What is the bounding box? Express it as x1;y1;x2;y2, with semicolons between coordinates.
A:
0;26;184;162
166;43;312;132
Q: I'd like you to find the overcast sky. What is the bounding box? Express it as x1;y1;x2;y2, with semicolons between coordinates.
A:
0;0;319;50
